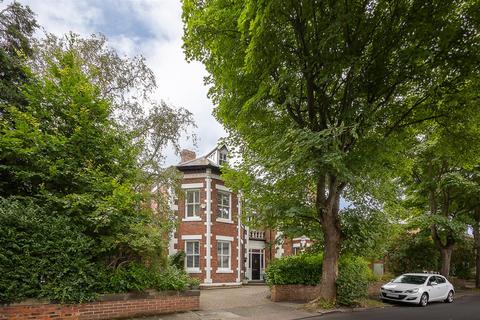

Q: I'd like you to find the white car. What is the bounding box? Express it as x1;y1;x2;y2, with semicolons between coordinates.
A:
380;273;455;307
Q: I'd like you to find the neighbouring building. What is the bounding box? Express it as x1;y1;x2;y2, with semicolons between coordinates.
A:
168;144;312;286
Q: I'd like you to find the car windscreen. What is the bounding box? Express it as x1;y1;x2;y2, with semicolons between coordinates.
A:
392;275;428;285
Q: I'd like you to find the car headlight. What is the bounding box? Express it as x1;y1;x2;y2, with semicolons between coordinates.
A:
405;288;419;294
380;286;386;291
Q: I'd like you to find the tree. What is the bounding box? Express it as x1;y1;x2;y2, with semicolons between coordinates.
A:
404;146;477;277
402;72;480;277
0;2;197;303
31;33;196;183
182;0;479;301
0;1;38;107
27;32;196;219
451;166;480;286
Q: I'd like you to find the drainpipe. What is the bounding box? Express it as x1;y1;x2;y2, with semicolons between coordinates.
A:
237;192;242;283
205;169;212;284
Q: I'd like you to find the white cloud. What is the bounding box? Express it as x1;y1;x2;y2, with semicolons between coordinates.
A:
21;0;103;36
9;0;226;165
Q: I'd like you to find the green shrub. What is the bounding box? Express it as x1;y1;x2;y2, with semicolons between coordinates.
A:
266;253;323;286
0;198;100;303
169;251;186;270
336;256;372;306
266;252;372;306
0;198;193;304
101;264;191;293
154;266;191;291
386;231;440;274
102;263;153;292
188;277;201;289
451;238;475;279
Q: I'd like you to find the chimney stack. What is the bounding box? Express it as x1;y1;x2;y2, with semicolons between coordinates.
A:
180;149;196;163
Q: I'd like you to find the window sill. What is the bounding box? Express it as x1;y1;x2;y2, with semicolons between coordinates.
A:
216;218;233;224
186;268;202;274
182;217;202;222
216;269;233;274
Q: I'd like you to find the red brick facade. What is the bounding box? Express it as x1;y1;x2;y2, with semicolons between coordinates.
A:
172;147;312;285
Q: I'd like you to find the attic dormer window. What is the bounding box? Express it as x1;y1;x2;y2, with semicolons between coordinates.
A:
219;152;227;165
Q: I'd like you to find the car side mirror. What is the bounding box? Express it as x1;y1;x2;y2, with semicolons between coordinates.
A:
429;281;438;286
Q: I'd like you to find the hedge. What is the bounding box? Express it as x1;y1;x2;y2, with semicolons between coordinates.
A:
266;253;323;285
336;255;372;306
0;198;191;304
0;198;101;303
265;253;372;306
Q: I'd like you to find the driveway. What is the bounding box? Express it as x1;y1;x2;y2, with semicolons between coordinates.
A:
304;294;480;320
133;285;314;320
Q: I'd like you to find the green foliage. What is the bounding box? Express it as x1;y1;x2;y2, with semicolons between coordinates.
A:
336;256;372;306
188;277;201;289
0;196;192;303
0;51;168;266
169;251;186;270
182;0;480;298
386;230;440;275
451;238;475;279
31;32;196;180
103;263;154;293
266;253;372;306
155;266;191;291
0;1;38;107
0;29;192;301
103;264;190;293
0;198;100;303
341;207;398;260
266;253;323;286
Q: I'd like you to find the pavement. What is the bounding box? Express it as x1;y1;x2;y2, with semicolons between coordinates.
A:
131;285;314;320
303;294;480;320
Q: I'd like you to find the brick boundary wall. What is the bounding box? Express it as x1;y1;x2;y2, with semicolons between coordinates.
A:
0;290;200;320
270;284;320;302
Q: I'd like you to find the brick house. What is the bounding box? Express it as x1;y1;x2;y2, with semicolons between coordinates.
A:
168;145;311;286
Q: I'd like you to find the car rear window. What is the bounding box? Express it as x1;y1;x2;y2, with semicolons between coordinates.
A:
392;275;428;284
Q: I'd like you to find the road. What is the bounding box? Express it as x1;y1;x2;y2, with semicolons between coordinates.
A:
301;295;480;320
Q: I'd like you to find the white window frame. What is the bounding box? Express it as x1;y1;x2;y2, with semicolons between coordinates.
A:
219;151;227;165
184;189;200;220
185;240;200;273
216;240;232;273
217;190;231;222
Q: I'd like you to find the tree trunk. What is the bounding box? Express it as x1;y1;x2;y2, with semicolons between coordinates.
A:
474;208;480;288
317;176;342;302
439;246;453;277
319;208;341;300
431;225;454;277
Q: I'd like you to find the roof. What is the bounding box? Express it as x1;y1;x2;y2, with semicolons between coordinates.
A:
176;144;227;172
177;156;219;168
205;143;228;159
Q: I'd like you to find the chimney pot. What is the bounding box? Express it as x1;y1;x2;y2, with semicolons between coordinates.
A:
180;149;196;163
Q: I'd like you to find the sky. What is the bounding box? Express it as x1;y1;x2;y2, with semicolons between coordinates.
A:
9;0;226;166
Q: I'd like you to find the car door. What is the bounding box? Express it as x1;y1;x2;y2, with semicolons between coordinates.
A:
435;276;448;299
427;276;441;300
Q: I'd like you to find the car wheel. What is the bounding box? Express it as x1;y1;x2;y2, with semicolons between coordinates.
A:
419;293;429;307
444;290;454;303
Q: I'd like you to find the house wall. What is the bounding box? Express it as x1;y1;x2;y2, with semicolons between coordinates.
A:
172;158;311;285
174;171;244;285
